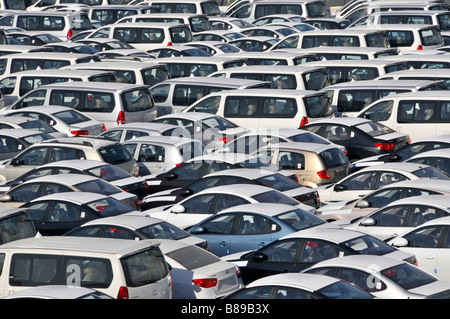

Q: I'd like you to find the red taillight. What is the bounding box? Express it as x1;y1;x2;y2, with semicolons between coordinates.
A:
218;137;232;144
117;286;129;299
175;162;183;166
417;45;423;50
375;142;395;151
70;130;89;136
135;198;141;208
117;111;126;125
236;268;242;278
192;278;217;288
317;169;330;179
299;116;308;127
67;29;73;40
102;123;107;132
167;41;173;46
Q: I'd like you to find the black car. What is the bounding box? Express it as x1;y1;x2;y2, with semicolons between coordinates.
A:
301;117;410;162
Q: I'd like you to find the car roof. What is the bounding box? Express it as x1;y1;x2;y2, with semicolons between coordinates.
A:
188;152;257;163
39;159;109;170
281;227;366;243
41;136;121;148
357;162;436;173
0;207;29;219
106;122;182;132
28;191;111;204
205;168;275;179
218;202;302;216
0;128;48;138
409;149;450;158
0;236;160;255
306;117;371;126
323;79;441;89
217;65;324;72
151;77;268;87
378;179;450;192
156;112;218;121
123;136;197;147
21;173;101;185
305;59;405;67
385;194;450;209
308;255;403;271
81;212;164;229
34;81;147;91
3;285;105;299
376;91;449;99
259;141;339;153
414;134;450;143
247;273;341;291
7;105;81;115
5;68;113;77
193;184;277;196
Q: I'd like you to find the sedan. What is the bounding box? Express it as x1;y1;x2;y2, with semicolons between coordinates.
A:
304;255;450;299
182;41;242;55
225;273;374;299
0;159;149;200
389;216;450;282
151;112;249;151
209;17;255;32
317;162;449;204
144;184;315;230
2;105;106;137
21;191;137;236
336;195;450;241
0;173;140;210
317;179;450;222
142;168;320;210
0;128;53;160
221;227;416;285
0;116;66;138
301;117;411;162
229;36;281;52
189;203;328;257
64;212;208;250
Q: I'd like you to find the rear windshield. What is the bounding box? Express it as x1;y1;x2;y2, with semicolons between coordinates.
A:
71;14;92;31
166;245;220;270
169;26;193;43
306;2;327;18
255;173;301;192
381;263;436;290
420;28;443;46
0;212;36;244
87;164;131;181
303;93;333;118
76;179;121;195
85;197;134;216
201;1;221;16
139;222;189;240
252;190;299;206
121;88;155;112
319;148;348;169
343;235;394;255
122;246;169;287
355;120;395;137
303;70;330;90
19;120;58;134
99;144;134;166
53;110;91;125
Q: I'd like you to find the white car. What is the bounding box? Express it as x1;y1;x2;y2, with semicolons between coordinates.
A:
407;148;450;177
158;239;244;299
304;255;450;299
388;216;450;282
3;285;113;299
317;162;449;204
144;184;315;230
335;195;450;241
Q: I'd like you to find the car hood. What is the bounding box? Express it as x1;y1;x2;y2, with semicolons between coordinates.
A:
178;234;207;247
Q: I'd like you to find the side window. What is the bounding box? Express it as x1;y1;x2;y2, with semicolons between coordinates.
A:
182;194;217;214
364;188;403;208
8;183;41;203
215;194;249;212
50;90;82;109
190;96;221;114
409;205;449;227
10;254;61;286
235;213;275;235
372;205;409;227
90;27;111;38
123;143;137;158
16;146;49;165
224;96;259;117
0;136;20;153
139;144;165;163
48;201;81;222
262;97;296;118
65;256;112;286
338;267;386;293
150;84;170;103
124;130;149;141
299;240;339;263
377;172;407;188
83;92;115;112
403;225;445;248
438;101;450;123
277;151;305;170
359;100;394;122
0;76;16;95
15;89;47;109
49;147;86;162
102;130;122;142
340;172;377;191
171;162;204;180
260;239;301;262
398;101;437;123
203;161;232;174
24;201;50;221
41;183;72;196
201;213;238;235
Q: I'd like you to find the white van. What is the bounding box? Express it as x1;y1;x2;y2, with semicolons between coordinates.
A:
377;68;450;90
209;65;330;91
269;28;390;50
0;11;93;40
352;25;444;52
0;236;172;299
0;52;101;77
86;22;193;51
357;91;450;141
0;69;117;106
116;13;211;33
322;79;445;116
150;77;270;115
182;88;334;129
4;82;157;129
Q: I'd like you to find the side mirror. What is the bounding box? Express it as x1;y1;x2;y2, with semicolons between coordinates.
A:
334;184;347;192
356;200;369;209
360;217;376;226
385;154;401;162
250;252;268;263
164;173;178;180
179;188;193;197
189;225;206;235
0;194;12;202
171;204;185;214
391;237;408;247
11;158;22;166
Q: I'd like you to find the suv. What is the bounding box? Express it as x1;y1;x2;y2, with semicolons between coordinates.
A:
0;137;138;183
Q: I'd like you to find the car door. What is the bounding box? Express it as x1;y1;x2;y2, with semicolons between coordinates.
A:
0;146;50;181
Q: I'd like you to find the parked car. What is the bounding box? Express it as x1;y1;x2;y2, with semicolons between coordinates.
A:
189;203;328;256
7;31;62;46
317;162;449;204
0;174;140;210
406;149;450;176
303;255;450;299
301;117;411;162
0;206;38;245
144;184;315;230
3;285;113;299
1;105;106;138
225;273;374;299
336;195;450;242
141;168;321;210
21;191;138;236
221;227;416;284
0;128;53;161
64;212;208;249
74;38;135;51
317;179;450;222
182;41;241;55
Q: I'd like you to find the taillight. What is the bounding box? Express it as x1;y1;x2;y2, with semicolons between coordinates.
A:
315;191;321;203
299;116;308;127
67;29;73;40
192;278;217;288
375;142;395;151
117;111;126;125
135;198;141;209
102;123;107;132
218;137;232;144
417;45;423;50
175;162;183;166
317;169;330;179
70;130;89;136
117;286;129;299
236;268;242;279
167;41;173;46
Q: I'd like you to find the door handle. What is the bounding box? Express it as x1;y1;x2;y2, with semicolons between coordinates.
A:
258;242;266;247
219;241;228;247
425;256;435;260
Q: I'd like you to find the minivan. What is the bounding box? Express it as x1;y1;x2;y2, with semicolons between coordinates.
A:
62;60;170;87
0;52;101;77
269;29;390;50
279;46;399;60
352;24;444;52
149;77;271;115
86;22;193;51
182;88;334;130
209;65;330;91
377;68;450;90
135;0;221;16
357;91;450;141
0;236;172;299
322;79;445;116
0;11;92;40
87;5;160;24
116;13;211;33
0;69;117;106
5;82;157;129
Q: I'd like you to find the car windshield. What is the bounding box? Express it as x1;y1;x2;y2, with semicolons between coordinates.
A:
276;208;325;231
87;164;131;182
381;263;437;290
316;280;373;299
19;120;58;134
412;167;450;180
85;197;133;217
252;190;299;206
54;110;92;125
139;221;189;240
0;211;36;244
342;235;395;255
355;121;395;137
76;179;121;195
255;173;300;191
165;245;220;270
